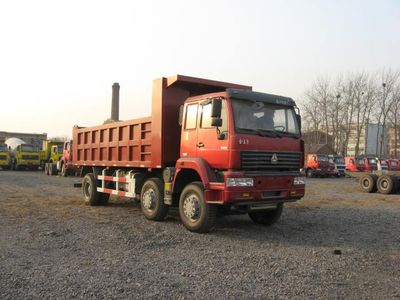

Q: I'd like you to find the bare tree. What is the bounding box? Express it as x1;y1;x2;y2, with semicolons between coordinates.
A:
374;69;400;156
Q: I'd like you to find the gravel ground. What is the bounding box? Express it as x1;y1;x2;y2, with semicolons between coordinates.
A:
0;171;399;299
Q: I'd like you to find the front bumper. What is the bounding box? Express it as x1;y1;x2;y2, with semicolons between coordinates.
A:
205;174;305;205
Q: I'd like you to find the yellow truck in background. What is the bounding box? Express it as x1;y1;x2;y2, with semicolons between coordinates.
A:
0;144;12;170
5;138;40;170
40;140;65;175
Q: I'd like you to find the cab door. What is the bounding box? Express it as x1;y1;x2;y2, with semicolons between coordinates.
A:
197;99;229;168
180;102;199;158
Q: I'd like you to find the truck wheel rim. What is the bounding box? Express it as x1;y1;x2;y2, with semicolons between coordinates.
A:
381;180;388;189
183;194;201;222
143;189;156;210
83;181;91;198
362;178;370;187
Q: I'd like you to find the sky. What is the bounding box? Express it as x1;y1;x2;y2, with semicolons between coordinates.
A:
0;0;399;138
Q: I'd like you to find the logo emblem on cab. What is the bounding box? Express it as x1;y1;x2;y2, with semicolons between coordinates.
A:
271;153;278;164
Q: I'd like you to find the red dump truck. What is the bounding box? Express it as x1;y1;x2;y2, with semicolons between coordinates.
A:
73;75;305;232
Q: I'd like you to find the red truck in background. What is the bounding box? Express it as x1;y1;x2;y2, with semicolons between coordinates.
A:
304;154;332;177
388;159;400;171
73;75;305;233
345;156;365;172
359;156;378;172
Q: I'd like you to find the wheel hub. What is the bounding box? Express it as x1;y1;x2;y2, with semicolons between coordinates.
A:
143;189;156;210
183;195;200;220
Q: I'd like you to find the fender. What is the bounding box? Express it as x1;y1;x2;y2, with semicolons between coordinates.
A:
174;157;216;189
173;157;225;204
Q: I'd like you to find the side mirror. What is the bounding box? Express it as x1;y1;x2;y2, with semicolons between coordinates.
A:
178;105;184;126
211;117;222;127
296;114;302;132
211;99;222;118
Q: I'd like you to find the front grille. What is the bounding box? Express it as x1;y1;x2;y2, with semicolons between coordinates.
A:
22;155;39;160
0;155;7;160
241;151;301;172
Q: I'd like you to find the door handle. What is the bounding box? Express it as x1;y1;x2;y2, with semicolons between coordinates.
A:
197;142;204;148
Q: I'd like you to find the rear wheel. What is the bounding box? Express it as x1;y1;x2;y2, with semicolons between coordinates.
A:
248;203;283;226
377;175;396;194
82;173;103;206
359;174;378;193
140;178;168;221
179;182;217;233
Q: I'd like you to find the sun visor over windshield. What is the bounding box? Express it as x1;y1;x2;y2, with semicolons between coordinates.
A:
227;89;296;107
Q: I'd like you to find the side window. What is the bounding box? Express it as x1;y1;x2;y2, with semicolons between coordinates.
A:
185;104;198;130
201;103;212;128
200;100;228;134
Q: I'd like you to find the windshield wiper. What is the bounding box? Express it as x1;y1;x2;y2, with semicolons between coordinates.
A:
237;127;267;137
277;131;301;139
257;129;283;138
237;128;283;138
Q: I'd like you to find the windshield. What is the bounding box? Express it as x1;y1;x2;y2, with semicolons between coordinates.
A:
21;144;38;152
357;159;365;165
0;145;7;152
334;157;345;164
318;155;328;162
231;99;300;136
57;145;63;153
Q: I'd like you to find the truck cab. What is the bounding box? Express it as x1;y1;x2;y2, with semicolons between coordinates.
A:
388;159;400;171
0;144;11;170
13;144;40;170
376;158;388;171
362;157;377;172
329;155;346;177
305;154;330;177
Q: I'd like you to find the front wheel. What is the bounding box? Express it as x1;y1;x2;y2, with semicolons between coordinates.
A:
140;178;168;221
248;203;283;226
179;182;217;233
60;163;67;177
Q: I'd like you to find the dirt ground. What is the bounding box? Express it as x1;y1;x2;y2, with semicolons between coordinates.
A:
0;171;399;299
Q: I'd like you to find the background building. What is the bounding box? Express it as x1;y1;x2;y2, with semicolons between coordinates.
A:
0;131;47;149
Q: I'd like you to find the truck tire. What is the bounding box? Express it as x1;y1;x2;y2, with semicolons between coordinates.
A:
140;178;168;221
248;203;283;226
44;163;49;175
179;182;217;233
359;174;377;193
377;175;396;194
60;163;67;177
82;173;103;206
49;163;57;176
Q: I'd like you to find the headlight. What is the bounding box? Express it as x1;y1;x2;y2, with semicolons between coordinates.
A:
226;178;254;187
293;177;305;185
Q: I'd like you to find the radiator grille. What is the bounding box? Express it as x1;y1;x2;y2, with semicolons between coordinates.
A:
241;151;301;172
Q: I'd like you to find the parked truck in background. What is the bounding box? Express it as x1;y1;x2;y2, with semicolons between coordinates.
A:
305;154;331;177
59;140;75;176
329;154;346;177
73;75;305;233
45;139;76;176
40;140;64;175
0;144;12;170
345;156;365;172
5;137;40;170
359;156;377;172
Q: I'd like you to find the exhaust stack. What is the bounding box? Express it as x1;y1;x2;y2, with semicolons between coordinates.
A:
111;82;120;121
